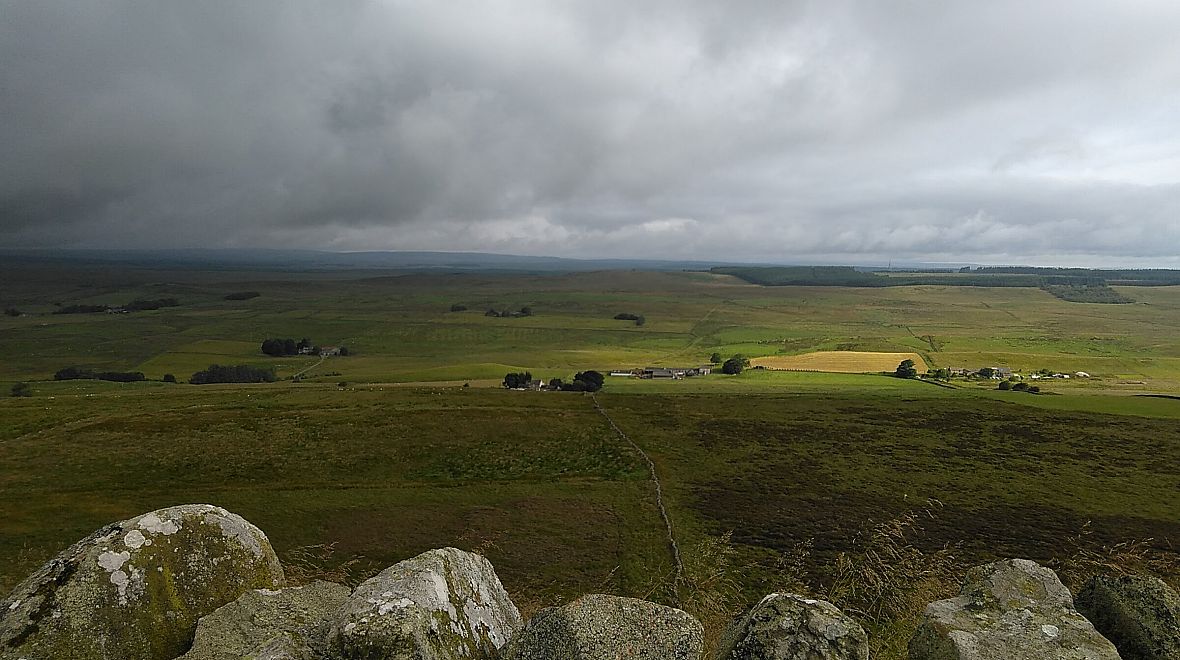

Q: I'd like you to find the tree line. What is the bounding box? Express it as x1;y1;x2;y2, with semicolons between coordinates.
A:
190;364;276;384
54;367;146;382
503;370;605;392
52;298;180;314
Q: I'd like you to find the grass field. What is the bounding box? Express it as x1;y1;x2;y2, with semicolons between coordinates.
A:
750;351;928;373
3;263;1180;657
3;264;1180;392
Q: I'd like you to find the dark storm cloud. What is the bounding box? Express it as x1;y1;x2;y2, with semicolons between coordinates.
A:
2;1;1178;265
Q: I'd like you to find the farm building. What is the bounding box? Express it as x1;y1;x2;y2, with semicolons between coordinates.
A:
641;366;712;379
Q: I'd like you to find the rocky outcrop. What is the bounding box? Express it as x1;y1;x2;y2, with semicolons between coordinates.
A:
1076;574;1180;660
0;504;284;660
718;593;869;660
908;558;1119;660
504;593;703;660
180;580;351;660
328;547;521;660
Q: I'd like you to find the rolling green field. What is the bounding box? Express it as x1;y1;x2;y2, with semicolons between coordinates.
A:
3;263;1180;655
4;264;1180;391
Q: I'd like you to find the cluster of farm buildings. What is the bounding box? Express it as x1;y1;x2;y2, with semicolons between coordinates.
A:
948;367;1090;380
609;366;713;379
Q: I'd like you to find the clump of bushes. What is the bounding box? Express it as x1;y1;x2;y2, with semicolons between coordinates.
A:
485;306;533;318
614;313;646;326
224;291;260;301
124;298;179;312
190;364;276;384
261;338;312;356
1000;381;1041;394
10;382;32;397
52;304;109;315
723;355;751;375
503;372;534;389
450;304;468;312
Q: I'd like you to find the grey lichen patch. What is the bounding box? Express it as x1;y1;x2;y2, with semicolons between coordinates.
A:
205;507;265;558
0;504;284;660
137;512;180;536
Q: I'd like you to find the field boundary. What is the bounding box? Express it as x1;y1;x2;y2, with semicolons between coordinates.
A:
590;393;683;602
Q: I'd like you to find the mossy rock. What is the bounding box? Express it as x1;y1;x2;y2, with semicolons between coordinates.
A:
0;504;284;660
328;547;521;659
718;593;868;660
180;580;350;660
908;559;1119;660
504;593;703;660
1076;574;1180;660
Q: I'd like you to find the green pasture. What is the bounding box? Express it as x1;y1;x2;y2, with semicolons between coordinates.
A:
3;267;1180;394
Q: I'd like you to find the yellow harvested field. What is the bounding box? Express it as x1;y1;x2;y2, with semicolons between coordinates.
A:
751;351;929;373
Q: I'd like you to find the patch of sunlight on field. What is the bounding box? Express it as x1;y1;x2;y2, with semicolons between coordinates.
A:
750;351;928;373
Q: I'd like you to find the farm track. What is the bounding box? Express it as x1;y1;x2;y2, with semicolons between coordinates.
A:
590;393;683;603
291;354;327;379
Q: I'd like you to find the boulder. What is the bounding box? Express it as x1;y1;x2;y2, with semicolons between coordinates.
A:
718;593;869;660
1076;574;1180;660
328;547;521;659
908;558;1120;660
504;593;703;660
0;504;284;660
180;580;351;660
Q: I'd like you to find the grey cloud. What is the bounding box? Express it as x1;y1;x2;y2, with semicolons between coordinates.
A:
1;0;1178;265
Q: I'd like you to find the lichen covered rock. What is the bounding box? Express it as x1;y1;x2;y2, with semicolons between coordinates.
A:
504;593;703;660
1076;574;1180;660
0;504;284;660
328;547;521;659
908;558;1119;660
180;580;350;660
718;593;868;660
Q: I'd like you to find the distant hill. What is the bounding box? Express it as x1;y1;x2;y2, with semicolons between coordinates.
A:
0;248;750;273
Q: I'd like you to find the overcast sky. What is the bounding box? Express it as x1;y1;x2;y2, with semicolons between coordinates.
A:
2;1;1179;266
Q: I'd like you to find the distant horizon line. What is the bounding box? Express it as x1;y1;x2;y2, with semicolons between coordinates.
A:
1;246;1177;272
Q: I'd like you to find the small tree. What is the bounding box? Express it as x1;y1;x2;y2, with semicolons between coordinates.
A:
162;373;177;383
997;380;1011;391
709;352;722;364
572;370;605;392
978;367;997;379
4;307;20;317
11;382;32;397
519;306;533;316
721;357;745;375
503;372;533;389
894;359;918;379
338;346;350;356
548;378;564;391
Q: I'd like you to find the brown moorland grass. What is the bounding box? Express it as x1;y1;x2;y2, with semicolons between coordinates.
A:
750;351;929;373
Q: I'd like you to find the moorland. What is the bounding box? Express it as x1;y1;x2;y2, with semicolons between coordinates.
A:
3;256;1180;655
